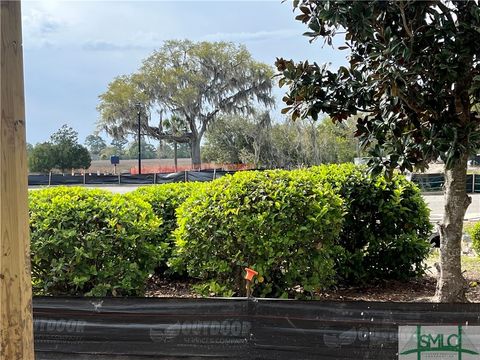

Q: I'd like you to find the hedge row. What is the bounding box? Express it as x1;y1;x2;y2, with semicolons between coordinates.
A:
304;165;432;283
29;187;163;296
172;170;345;297
29;165;432;298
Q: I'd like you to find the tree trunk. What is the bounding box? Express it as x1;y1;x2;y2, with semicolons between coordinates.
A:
0;1;35;358
310;121;319;165
158;140;163;160
191;136;201;170
174;141;178;172
435;154;471;302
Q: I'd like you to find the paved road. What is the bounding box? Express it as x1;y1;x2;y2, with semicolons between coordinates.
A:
423;194;480;222
30;185;480;222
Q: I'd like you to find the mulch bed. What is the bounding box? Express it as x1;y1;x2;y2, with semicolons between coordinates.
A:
145;258;480;302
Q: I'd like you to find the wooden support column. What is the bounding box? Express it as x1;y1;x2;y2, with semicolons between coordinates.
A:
0;1;35;359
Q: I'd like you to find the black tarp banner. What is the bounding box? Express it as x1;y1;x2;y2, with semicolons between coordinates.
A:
120;174;155;185
33;297;480;360
85;174;120;185
49;175;84;186
186;171;215;182
155;172;186;184
28;175;50;186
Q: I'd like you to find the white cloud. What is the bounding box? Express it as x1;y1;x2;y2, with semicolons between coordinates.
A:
82;40;147;51
22;2;73;49
201;29;300;42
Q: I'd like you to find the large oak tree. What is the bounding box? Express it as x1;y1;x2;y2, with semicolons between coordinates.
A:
97;40;274;167
276;0;480;301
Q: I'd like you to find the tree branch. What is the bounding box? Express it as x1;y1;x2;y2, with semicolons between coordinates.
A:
397;91;426;115
397;1;414;39
148;126;192;143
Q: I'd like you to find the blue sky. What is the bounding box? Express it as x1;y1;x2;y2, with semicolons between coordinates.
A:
22;0;345;145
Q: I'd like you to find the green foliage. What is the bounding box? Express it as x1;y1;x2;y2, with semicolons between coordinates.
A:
303;164;432;282
132;182;206;268
111;137;128;154
84;134;107;160
65;144;91;171
268;118;360;167
126;139;158;159
466;222;480;254
99;146;120;160
97;40;274;166
98;138;129;160
50;125;79;145
29;187;163;296
159;141;190;159
28;165;431;297
28;125;92;173
316;118;359;164
276;1;480;173
202;114;360;168
173;165;431;297
173;170;345;298
159;116;191;159
29;142;55;173
192;280;235;298
50;125;92;171
202;115;258;164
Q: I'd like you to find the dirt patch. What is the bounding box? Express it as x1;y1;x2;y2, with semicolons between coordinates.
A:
316;277;437;302
145;275;200;298
323;254;480;302
145;253;480;302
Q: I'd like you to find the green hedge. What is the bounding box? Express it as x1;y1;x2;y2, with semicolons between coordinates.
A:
173;166;431;297
304;164;432;282
172;170;345;298
28;165;431;298
29;187;163;296
467;222;480;254
132;182;206;269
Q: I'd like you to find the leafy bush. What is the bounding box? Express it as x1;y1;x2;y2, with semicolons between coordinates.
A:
467;221;480;254
29;187;163;296
304;164;432;282
132;182;206;271
133;182;205;242
173;170;344;298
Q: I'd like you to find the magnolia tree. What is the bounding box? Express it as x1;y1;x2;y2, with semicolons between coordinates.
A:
98;40;274;167
276;0;480;302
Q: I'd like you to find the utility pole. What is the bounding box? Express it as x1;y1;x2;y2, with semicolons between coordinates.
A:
0;1;35;358
136;103;142;174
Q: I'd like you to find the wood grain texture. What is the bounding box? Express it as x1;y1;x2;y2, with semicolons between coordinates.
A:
0;1;34;358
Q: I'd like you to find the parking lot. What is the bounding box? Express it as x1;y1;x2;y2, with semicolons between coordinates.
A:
423;193;480;222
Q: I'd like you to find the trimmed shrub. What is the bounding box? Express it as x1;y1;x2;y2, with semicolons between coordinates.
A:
173;170;344;298
304;164;432;282
467;222;480;254
132;182;207;272
29;187;163;296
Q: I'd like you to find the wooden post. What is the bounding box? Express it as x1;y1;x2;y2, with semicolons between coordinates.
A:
0;1;35;359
